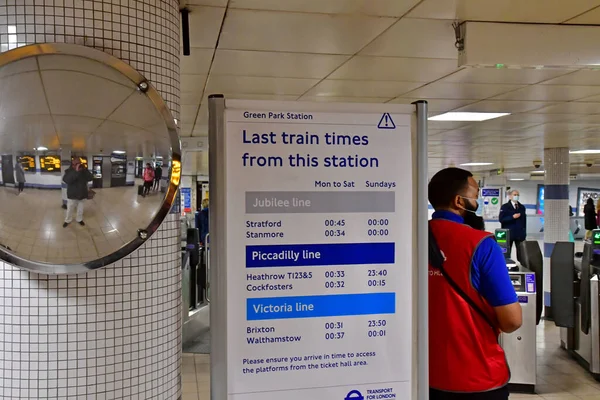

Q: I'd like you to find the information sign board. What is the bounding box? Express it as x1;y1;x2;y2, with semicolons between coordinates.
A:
217;100;414;400
180;187;192;213
481;187;501;220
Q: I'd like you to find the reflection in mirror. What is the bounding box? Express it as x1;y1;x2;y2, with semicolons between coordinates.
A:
0;44;178;270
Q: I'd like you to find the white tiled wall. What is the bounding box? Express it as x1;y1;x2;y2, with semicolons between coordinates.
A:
0;214;181;400
0;1;182;399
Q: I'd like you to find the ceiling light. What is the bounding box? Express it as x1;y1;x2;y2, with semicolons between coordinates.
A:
35;146;48;151
459;162;494;166
570;149;600;154
531;170;545;175
174;118;178;125
509;178;525;181
428;112;511;122
113;150;126;154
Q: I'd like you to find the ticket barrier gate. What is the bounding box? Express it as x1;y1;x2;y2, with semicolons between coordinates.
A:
499;240;543;393
555;231;600;379
182;228;210;347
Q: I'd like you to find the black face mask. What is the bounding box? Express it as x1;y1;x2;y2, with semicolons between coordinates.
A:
460;197;485;230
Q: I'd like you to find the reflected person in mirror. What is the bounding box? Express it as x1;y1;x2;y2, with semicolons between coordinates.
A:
142;163;155;197
14;161;25;195
62;159;93;228
153;164;162;191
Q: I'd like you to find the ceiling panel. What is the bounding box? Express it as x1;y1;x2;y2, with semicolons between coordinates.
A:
195;103;209;133
402;82;525;100
53;116;102;138
0;57;37;79
407;0;457;19
329;56;458;82
538;70;600;86
210;50;349;79
218;9;397;54
531;102;600;114
297;96;392;103
496;113;581;123
361;18;457;59
180;48;214;75
574;93;600;102
428;121;473;130
303;79;422;98
456;0;600;23
176;0;600;173
42;71;133;120
205;75;319;96
181;91;202;106
491;85;600;101
441;67;572;85
450;100;557;113
179;124;194;137
463;119;542;131
0;71;49;117
181;74;208;94
571;115;600;123
108;92;167;129
186;0;228;5
516;122;598;135
229;0;421;17
563;5;600;23
188;6;226;49
389;98;479;112
181;105;200;126
39;55;135;88
217;93;301;101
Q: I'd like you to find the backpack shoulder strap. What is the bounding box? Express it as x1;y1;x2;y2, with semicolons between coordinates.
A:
428;221;497;331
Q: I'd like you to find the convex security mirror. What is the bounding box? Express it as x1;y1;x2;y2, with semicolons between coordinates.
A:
0;43;180;273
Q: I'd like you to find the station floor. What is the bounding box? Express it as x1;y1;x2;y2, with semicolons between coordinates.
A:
180;322;600;399
0;181;161;264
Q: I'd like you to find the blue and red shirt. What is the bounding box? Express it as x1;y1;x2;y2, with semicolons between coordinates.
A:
432;210;517;307
429;213;517;392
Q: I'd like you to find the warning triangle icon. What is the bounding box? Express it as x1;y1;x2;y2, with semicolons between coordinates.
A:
377;113;396;129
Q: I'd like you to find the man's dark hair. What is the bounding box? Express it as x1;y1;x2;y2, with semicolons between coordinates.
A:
428;167;473;209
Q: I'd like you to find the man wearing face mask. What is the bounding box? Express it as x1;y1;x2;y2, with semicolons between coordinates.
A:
499;189;527;260
428;168;521;400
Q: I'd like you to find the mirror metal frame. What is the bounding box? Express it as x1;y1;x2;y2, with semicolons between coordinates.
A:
0;43;181;274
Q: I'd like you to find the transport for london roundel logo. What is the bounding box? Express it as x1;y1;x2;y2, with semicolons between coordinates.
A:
345;390;364;400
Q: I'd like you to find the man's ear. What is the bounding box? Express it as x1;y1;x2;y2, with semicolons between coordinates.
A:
451;195;462;210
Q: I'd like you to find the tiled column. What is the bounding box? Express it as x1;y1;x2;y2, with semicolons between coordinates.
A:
543;147;570;318
0;2;182;399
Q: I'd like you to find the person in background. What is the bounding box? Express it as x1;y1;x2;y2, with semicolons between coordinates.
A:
596;200;600;229
499;189;527;260
142;163;154;197
153;164;163;191
428;168;521;400
199;198;209;245
14;161;25;195
584;198;597;240
63;158;93;227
